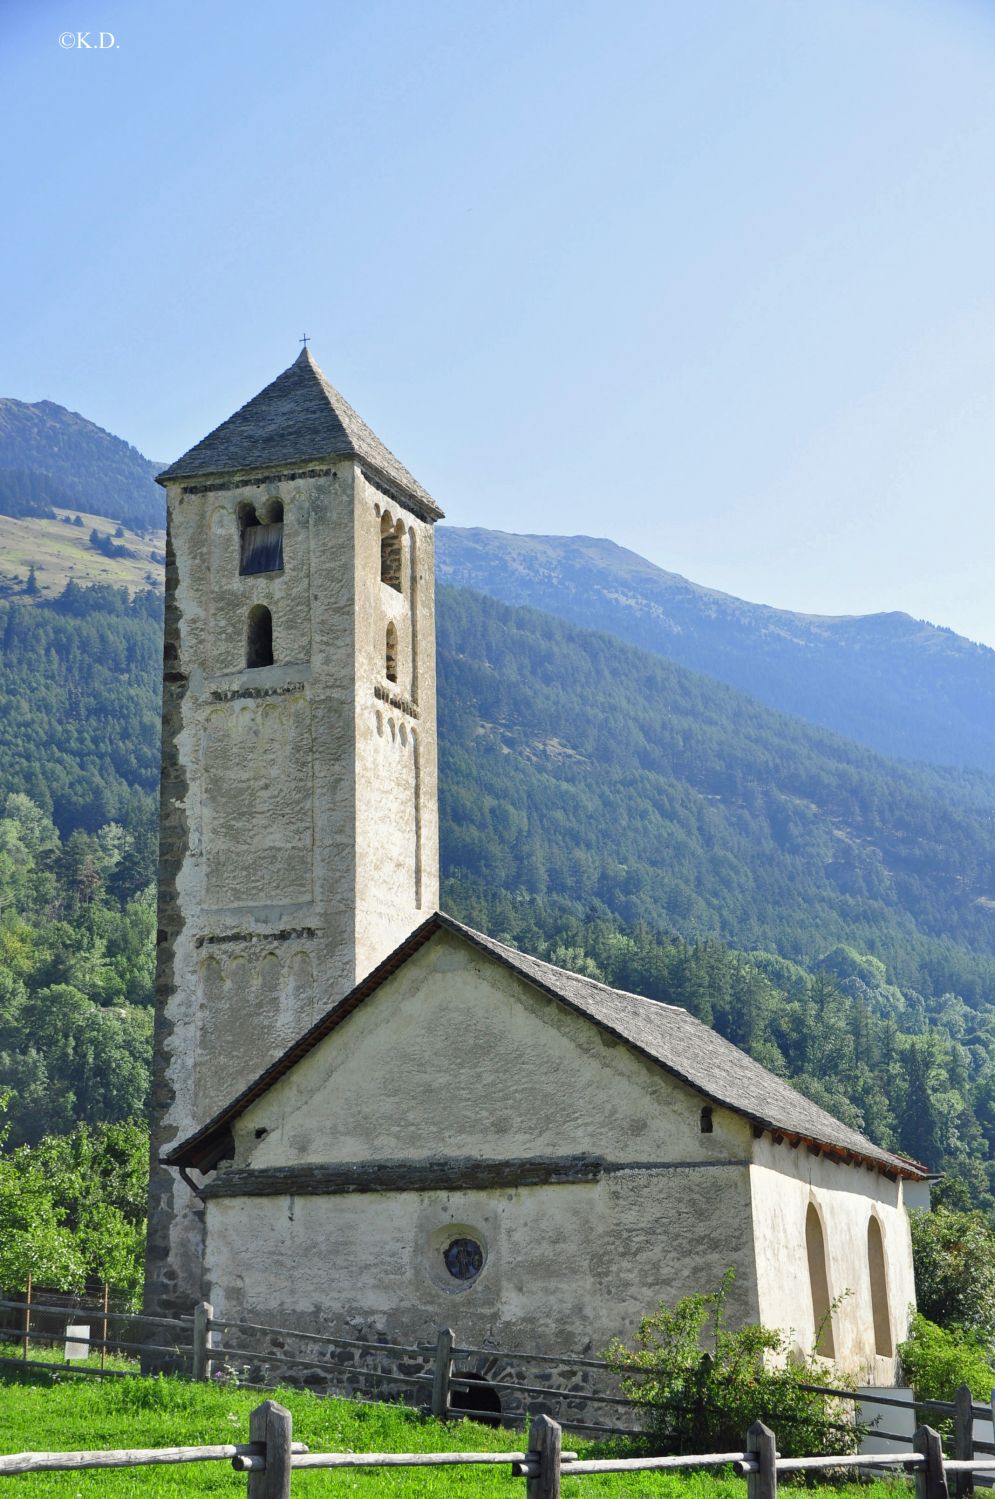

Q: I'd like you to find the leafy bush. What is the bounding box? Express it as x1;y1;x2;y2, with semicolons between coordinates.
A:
604;1270;859;1457
0;1105;148;1305
909;1207;995;1340
898;1313;995;1402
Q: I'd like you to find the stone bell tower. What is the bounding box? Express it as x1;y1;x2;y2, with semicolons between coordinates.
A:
145;348;442;1317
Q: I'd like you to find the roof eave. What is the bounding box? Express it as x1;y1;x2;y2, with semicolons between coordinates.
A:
155;452;443;523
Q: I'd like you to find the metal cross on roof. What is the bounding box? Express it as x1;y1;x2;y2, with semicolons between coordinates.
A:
300;333;310;347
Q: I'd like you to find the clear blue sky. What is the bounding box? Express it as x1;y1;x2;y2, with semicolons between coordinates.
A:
3;0;995;642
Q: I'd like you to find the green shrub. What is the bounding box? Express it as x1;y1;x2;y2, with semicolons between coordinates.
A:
604;1270;859;1457
898;1313;995;1401
909;1207;995;1340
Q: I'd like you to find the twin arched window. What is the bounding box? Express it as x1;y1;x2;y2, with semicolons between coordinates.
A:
239;500;284;575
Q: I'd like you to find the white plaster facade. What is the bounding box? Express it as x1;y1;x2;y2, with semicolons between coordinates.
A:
178;926;921;1382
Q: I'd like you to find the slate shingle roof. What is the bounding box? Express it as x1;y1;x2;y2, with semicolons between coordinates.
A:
166;913;927;1180
157;348;441;518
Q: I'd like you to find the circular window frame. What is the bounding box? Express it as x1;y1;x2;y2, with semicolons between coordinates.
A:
424;1222;488;1295
442;1236;484;1283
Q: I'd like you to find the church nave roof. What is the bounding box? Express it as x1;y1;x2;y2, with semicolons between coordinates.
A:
166;912;927;1182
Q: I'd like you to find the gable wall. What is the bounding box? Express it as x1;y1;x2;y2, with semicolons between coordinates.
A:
233;930;756;1169
203;931;761;1356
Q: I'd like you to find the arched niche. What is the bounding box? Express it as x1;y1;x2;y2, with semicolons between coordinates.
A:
380;512;403;591
868;1215;893;1357
805;1202;835;1357
247;605;274;668
385;621;398;683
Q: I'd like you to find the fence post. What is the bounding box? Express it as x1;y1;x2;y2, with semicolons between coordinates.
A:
192;1300;214;1382
247;1399;293;1499
526;1413;562;1499
954;1384;974;1499
746;1421;777;1499
100;1282;109;1373
914;1425;950;1499
21;1274;31;1362
431;1327;454;1419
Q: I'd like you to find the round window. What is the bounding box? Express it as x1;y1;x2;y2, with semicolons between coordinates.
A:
443;1237;483;1282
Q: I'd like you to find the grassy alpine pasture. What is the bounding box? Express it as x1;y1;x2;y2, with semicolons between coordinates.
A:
0;508;164;598
0;1366;911;1498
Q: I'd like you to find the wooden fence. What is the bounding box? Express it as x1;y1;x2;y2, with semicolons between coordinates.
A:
4;1293;995;1466
0;1295;650;1434
0;1399;993;1496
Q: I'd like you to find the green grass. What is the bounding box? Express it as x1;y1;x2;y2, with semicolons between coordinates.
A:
0;1367;914;1497
0;508;164;599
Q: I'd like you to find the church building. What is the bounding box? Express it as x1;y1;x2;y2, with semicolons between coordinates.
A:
147;349;926;1388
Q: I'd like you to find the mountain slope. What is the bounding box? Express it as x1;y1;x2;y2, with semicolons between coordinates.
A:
0;509;165;601
437;528;995;776
436;586;995;997
5;577;995;996
0;399;164;531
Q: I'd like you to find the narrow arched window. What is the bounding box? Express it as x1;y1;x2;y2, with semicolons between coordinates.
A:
805;1203;835;1356
385;622;398;684
239;500;283;575
247;605;274;669
380;515;402;591
868;1216;893;1356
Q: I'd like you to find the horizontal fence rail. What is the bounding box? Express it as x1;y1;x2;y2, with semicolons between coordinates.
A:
5;1292;995;1485
3;1393;995;1494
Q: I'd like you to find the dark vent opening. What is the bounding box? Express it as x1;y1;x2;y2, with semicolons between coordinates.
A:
449;1372;502;1427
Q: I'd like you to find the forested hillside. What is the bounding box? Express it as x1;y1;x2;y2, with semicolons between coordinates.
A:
0;400;163;531
0;584;162;832
438;528;995;776
436;588;995;995
3;581;995;1207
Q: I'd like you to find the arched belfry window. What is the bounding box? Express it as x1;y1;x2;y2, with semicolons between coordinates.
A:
380;515;403;592
247;605;274;669
805;1203;835;1357
239;501;283;575
385;622;398;684
868;1216;893;1356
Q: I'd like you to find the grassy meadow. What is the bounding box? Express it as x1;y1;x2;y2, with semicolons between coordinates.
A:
0;508;164;598
0;1363;915;1498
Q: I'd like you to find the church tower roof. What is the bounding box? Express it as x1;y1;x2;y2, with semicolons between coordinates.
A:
157;347;442;519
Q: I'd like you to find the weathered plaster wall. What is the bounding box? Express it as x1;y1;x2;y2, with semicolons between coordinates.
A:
354;475;439;974
204;1166;757;1363
203;931;761;1354
750;1136;916;1381
146;459;440;1320
198;933;916;1384
233;931;757;1171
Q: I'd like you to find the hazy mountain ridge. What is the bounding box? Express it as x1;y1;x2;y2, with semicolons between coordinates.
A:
0;398;164;531
437;528;995;775
437;586;995;992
